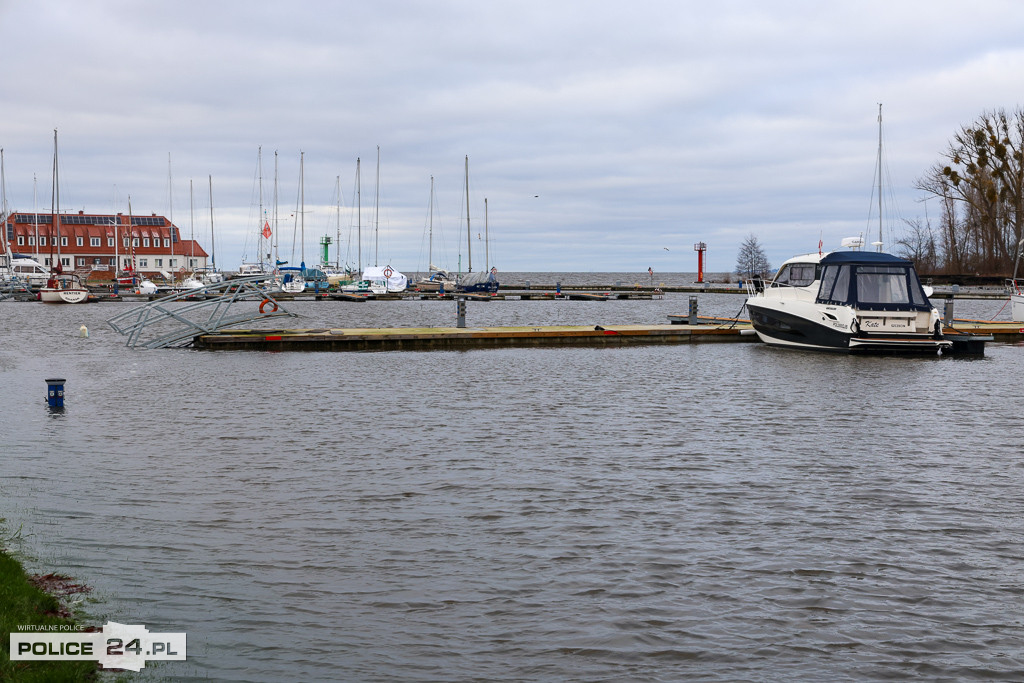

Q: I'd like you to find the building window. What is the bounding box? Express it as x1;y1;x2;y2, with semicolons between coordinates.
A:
107;237;114;247
77;258;86;266
40;236;46;246
109;257;116;266
139;258;148;268
28;236;35;246
164;238;170;248
91;237;101;247
44;257;51;266
143;238;150;247
61;237;68;247
189;258;197;267
76;236;84;246
93;258;101;265
155;258;163;267
169;258;177;268
17;235;24;245
132;238;139;247
61;257;70;267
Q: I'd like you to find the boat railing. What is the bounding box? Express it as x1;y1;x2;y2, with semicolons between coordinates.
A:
106;275;297;349
1007;278;1024;296
744;278;766;296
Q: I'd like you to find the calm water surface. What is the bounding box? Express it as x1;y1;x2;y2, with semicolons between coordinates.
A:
2;287;1024;681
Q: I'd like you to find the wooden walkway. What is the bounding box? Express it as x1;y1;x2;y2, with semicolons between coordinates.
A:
194;322;757;351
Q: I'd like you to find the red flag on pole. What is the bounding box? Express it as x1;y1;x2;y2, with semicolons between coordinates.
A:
262;221;272;239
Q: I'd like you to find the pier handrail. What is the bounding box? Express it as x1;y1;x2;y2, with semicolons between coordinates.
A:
106;275;297;349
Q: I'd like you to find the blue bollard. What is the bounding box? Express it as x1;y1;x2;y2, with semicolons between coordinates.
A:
556;281;561;295
45;378;66;408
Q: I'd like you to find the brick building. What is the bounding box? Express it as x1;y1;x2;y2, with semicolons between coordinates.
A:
4;210;209;279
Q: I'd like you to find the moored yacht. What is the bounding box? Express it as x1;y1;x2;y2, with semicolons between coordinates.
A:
745;249;950;353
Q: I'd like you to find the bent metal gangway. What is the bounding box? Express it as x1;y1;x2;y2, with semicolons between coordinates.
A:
106;275;296;349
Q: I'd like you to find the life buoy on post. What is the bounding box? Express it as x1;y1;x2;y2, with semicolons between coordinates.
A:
259;298;278;314
383;266;394;278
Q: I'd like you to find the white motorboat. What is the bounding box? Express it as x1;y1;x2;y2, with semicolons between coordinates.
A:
39;272;90;303
745;249;951;354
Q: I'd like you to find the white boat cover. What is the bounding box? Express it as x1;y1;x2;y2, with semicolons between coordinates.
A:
362;266;408;292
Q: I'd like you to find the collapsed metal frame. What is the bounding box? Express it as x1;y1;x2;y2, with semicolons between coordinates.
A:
106;275;297;348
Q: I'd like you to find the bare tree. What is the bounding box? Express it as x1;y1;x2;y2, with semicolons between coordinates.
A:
735;234;771;279
916;107;1024;274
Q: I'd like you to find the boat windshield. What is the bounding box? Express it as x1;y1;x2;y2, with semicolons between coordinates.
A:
771;262;818;287
816;263;930;309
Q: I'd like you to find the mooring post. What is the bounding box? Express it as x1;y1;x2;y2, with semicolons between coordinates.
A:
456;298;466;328
688;295;698;325
944;297;954;326
45;378;66;409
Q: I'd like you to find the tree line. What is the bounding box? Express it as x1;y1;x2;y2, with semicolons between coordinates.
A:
905;107;1024;276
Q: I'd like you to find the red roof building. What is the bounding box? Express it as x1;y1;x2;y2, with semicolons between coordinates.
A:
3;210;209;278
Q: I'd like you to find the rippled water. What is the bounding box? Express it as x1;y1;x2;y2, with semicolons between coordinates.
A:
3;286;1024;681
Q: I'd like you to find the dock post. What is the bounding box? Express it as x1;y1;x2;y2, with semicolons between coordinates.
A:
688;295;698;325
456;298;466;328
556;281;561;295
944;297;954;326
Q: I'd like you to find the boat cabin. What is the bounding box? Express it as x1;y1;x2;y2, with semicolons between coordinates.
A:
815;251;932;312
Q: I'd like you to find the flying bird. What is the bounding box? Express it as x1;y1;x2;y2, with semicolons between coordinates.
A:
663;247;670;251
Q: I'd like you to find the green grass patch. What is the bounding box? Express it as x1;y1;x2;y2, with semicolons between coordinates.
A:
1;548;98;682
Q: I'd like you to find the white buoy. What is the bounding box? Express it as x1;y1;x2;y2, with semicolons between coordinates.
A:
79;325;89;338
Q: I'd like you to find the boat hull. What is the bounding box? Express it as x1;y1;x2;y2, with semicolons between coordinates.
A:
39;287;89;304
746;301;948;354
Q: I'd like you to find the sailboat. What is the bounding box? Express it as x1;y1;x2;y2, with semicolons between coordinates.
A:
415;176;456;292
455;155;498;294
239;147;271;276
38;130;90;304
280;152;307;293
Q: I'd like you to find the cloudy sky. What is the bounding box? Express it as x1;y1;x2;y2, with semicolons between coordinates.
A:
2;0;1023;274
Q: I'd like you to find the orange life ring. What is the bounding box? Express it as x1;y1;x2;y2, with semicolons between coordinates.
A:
259;298;278;314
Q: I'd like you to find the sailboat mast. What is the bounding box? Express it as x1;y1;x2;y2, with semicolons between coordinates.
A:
374;146;380;267
335;174;341;269
484;197;489;272
428;175;434;268
168;153;174;262
0;148;7;259
465;155;472;273
257;146;264;268
208;175;216;271
877;103;883;253
300;150;305;265
189;179;194;264
273;151;279;267
33;174;40;264
128;196;136;281
356;157;362;273
51;129;60;270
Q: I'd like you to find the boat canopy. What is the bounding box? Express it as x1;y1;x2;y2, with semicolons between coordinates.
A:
458;270;497;287
363;266;408;291
816;252;931;311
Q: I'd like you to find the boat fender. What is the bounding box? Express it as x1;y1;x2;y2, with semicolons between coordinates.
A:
79;325;89;338
259;298;279;314
933;320;942;339
851;318;859;335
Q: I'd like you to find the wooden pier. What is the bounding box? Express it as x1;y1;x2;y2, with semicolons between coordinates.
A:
189;317;1024;352
194;322;758;351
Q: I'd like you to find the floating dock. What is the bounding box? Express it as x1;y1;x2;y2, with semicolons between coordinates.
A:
189;318;1024;353
194;322;757;351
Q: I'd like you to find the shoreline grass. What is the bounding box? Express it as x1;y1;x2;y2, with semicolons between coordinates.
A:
1;546;98;682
